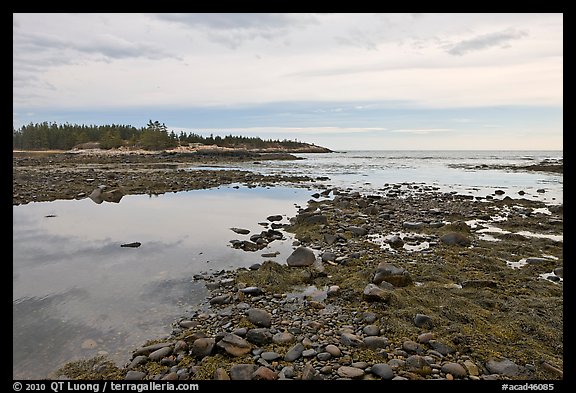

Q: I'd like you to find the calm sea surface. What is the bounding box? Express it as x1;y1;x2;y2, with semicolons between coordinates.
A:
13;150;562;379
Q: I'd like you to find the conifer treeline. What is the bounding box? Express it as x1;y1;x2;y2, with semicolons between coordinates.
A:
12;120;309;151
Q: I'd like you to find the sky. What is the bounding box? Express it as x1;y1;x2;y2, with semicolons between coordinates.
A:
13;13;563;150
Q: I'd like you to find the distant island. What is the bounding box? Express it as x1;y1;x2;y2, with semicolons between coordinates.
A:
12;120;332;153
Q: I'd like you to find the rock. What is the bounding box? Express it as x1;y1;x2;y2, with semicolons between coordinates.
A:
317;352;332;361
230;227;250;235
216;333;252;357
363;283;393;302
405;355;432;375
133;342;173;356
418;332;434;344
125;370;146;380
209;295;231;305
321;252;337;262
302;349;317;357
494;189;506;195
246;328;273;345
88;188;104;204
553;267;563;278
440;232;471;246
371;363;394;379
272;332;295;344
325;344;342;357
464;360;480;376
301;363;317;380
287;246;316;267
441;362;467;378
402;340;423;353
230;364;256;380
102;188;125;203
161;372;178;380
403;221;424;230
284;343;305;362
261;352;281;361
338;366;365;379
428;340;455;355
127;355;147;369
340;332;364;347
373;262;412;287
363;336;388;349
348;226;368;236
252;366;278;380
486;358;529;377
247;308;272;327
414;313;433;328
362;324;380;336
267;215;283;222
240;286;263;296
327;285;340;297
213;368;230;380
178;320;197;329
526;257;549;264
121;242;141;248
190;338;215;358
148;346;172;361
388;234;404;248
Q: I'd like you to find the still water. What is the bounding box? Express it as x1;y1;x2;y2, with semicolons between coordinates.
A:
13;185;318;379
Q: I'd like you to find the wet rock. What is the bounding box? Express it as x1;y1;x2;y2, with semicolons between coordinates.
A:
526;257;549;264
267;215;283;222
287;246;316;267
216;333;252;357
209;295;232;305
102;188;125;203
373;262;412;287
230;227;250;235
371;363;394;379
247;308;272;327
388;234;404;248
440;232;471;246
133;342;173;356
230;364;257;380
240;286;263;296
553;267;563;278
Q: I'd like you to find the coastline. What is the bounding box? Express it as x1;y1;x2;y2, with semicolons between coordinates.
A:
13;151;563;381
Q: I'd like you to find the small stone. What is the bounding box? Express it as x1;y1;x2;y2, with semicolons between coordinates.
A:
363;336;388;349
125;370;146;380
405;355;432;375
363;324;380;336
284;343;305;362
230;364;256;380
464;360;479;376
213;368;230;380
148;346;172;361
272;331;295;344
338;366;365;379
248;308;272;327
191;338;215;358
216;333;252;357
418;332;434;344
325;344;342;357
287;246;316;267
441;362;467;378
252;366;278;380
340;332;364;347
414;313;433;328
371;363;394;380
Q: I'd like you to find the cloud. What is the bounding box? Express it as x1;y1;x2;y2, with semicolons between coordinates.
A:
151;13;318;49
445;28;529;56
390;128;453;134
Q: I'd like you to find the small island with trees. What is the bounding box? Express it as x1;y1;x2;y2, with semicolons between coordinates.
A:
12;120;332;153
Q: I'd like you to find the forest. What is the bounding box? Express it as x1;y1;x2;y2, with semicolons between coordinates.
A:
12;120;313;151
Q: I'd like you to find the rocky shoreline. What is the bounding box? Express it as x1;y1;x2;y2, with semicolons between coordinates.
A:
49;180;563;381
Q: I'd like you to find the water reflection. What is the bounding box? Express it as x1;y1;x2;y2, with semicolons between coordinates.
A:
13;185;316;379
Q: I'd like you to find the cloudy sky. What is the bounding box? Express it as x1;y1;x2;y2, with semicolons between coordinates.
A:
13;13;562;150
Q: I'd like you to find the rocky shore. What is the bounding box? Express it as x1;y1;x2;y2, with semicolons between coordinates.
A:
50;180;563;381
12;149;316;205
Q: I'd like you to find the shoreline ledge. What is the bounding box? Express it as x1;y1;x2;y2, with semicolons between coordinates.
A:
51;184;563;381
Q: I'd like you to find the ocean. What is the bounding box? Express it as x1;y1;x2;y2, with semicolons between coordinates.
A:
12;150;563;379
